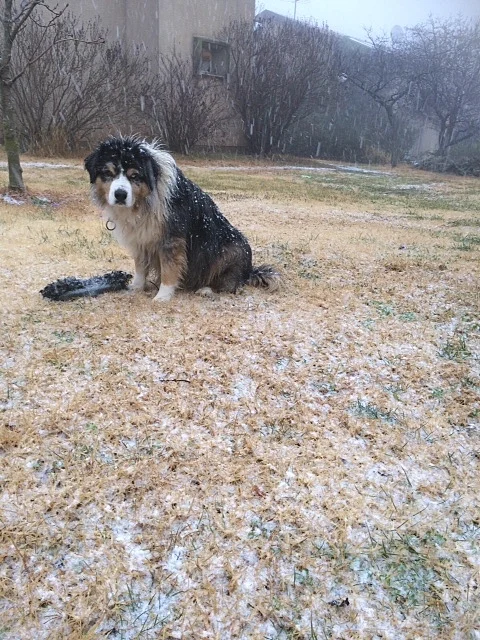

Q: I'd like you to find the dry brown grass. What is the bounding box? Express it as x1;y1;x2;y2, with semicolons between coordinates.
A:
0;157;479;639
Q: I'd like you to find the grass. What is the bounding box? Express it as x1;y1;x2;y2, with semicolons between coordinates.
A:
438;335;471;361
0;155;479;639
352;399;398;423
454;233;480;251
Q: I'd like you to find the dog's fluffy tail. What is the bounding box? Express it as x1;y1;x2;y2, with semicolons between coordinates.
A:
247;264;282;291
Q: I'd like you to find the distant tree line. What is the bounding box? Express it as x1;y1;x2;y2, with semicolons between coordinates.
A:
342;18;480;168
1;2;479;190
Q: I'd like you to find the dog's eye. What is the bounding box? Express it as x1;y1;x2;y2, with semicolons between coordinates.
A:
100;170;114;181
128;171;141;182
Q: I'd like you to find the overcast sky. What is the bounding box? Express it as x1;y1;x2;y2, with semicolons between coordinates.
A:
258;0;479;40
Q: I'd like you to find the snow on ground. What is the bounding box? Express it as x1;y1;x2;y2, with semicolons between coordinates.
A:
0;161;80;170
1;194;25;205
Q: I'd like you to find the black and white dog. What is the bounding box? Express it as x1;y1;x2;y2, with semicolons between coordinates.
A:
84;136;280;302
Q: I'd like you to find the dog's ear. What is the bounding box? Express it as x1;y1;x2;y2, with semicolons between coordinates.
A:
143;156;160;192
84;149;99;183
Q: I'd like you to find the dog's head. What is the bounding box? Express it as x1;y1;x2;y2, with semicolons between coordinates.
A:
84;136;160;208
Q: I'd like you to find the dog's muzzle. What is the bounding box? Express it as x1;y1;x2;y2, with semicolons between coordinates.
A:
114;188;128;205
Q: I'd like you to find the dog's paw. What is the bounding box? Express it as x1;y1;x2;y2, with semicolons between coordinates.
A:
153;284;175;302
129;275;146;291
195;287;214;297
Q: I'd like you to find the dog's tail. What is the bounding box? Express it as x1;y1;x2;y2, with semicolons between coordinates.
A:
247;264;282;291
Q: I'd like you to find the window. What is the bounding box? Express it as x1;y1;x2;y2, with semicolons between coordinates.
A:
193;37;229;79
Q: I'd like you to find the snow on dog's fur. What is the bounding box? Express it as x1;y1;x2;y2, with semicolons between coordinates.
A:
84;136;280;302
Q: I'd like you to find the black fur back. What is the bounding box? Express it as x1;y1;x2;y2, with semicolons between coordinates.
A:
168;169;253;292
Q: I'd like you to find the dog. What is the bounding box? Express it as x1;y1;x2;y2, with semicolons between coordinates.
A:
84;136;280;302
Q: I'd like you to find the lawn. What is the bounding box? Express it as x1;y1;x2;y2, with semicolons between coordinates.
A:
0;156;479;639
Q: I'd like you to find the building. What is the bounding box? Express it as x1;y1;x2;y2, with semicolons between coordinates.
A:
57;0;255;76
50;1;254;148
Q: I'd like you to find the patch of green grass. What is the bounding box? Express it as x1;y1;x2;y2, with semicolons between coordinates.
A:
352;399;397;423
53;329;75;343
398;311;417;322
260;420;305;442
310;527;453;627
366;304;420;325
461;312;480;330
403;206;422;218
351;530;450;623
298;256;322;280
368;300;395;317
448;218;480;227
311;380;337;396
362;318;376;330
293;567;315;588
454;234;480;251
31;196;56;219
461;376;479;389
300;173;476;210
438;336;471;361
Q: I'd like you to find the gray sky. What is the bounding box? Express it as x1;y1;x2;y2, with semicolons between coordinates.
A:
258;0;479;40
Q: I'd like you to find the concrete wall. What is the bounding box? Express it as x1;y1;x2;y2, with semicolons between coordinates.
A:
157;0;253;58
56;0;254;64
410;116;439;158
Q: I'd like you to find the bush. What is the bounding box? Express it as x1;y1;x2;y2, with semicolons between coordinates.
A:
11;15;156;155
148;53;230;154
444;140;480;176
416;152;480;176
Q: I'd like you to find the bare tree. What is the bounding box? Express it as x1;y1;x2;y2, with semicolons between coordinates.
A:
409;17;480;159
225;18;339;156
284;80;408;163
0;1;101;190
11;16;154;154
148;52;230;154
342;34;419;167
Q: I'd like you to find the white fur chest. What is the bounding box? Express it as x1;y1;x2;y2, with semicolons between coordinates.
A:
103;205;163;255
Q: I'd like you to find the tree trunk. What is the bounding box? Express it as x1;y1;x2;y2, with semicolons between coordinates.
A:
437;121;455;159
1;0;26;191
390;147;400;168
0;79;25;191
386;104;400;168
437;117;448;158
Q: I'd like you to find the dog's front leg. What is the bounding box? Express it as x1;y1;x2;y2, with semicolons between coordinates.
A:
153;238;186;303
130;253;148;291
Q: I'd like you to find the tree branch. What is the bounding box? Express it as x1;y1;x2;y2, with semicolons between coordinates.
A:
7;35;105;85
10;1;42;42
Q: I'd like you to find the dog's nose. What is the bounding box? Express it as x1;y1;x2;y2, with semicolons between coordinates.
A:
114;188;128;204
